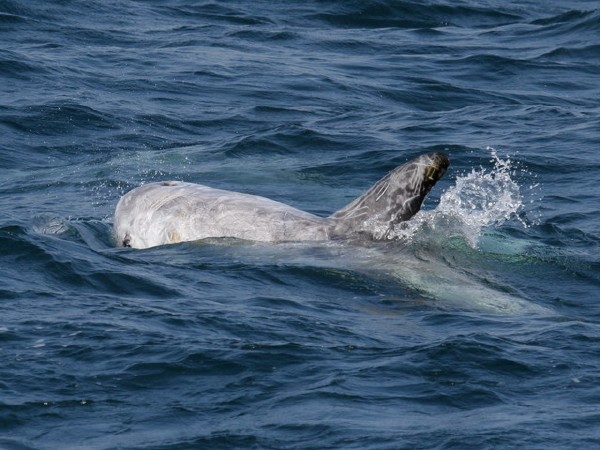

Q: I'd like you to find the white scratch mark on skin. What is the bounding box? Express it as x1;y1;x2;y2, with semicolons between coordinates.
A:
375;182;389;202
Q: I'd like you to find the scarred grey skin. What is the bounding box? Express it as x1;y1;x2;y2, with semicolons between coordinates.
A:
114;152;449;249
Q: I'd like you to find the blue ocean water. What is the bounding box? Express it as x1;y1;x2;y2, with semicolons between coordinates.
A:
1;0;599;448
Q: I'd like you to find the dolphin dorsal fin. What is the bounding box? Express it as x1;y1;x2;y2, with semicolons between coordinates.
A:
330;152;448;239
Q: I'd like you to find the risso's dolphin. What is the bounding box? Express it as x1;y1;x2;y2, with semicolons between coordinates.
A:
114;152;449;249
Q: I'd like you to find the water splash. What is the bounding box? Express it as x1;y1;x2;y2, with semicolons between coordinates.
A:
393;148;533;248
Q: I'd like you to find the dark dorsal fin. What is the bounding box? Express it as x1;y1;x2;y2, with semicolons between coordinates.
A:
330;152;449;239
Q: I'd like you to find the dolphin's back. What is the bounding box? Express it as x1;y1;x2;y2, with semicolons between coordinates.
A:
114;182;331;248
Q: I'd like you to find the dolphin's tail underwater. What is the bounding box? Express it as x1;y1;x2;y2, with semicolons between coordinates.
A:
330;152;449;239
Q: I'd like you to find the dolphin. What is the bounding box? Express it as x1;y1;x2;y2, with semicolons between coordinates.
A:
114;152;449;249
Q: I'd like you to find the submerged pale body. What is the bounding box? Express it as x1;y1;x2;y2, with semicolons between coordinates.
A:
114;152;449;249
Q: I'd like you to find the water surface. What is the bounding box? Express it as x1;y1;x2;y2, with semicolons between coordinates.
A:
1;1;599;449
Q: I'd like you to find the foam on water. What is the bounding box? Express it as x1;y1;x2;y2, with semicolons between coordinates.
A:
394;148;533;248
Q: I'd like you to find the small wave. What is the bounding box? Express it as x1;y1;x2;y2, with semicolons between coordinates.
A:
0;52;48;80
30;215;70;235
307;1;522;29
393;148;535;248
3;102;117;136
